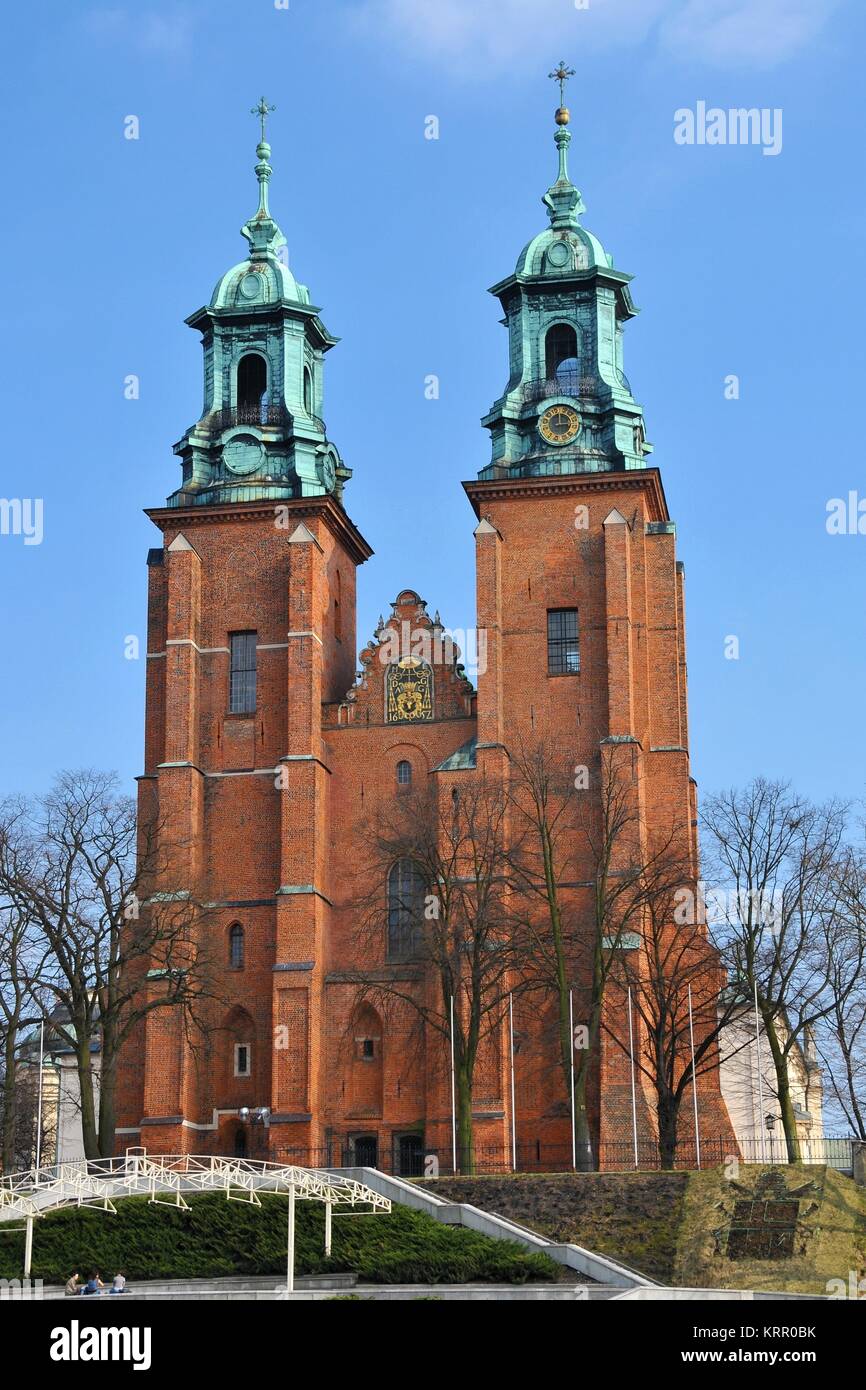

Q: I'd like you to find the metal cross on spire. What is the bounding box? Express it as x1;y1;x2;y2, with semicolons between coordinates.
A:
548;61;575;108
251;96;276;143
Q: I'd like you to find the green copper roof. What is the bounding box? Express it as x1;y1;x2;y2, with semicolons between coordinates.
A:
478;65;651;482
166;100;350;509
210;97;309;310
434;736;478;772
515;81;612;277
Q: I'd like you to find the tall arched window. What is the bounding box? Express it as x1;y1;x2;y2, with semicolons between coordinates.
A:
303;365;313;415
229;923;245;970
396;760;412;786
545;323;580;391
237;353;268;422
387;859;425;960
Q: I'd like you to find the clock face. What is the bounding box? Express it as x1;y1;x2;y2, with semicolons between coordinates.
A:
538;404;581;445
223;434;264;476
319;454;336;491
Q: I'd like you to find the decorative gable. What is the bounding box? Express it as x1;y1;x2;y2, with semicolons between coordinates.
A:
332;590;475;726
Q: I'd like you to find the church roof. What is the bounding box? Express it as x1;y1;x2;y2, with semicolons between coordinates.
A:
512;74;612;279
433;735;478;772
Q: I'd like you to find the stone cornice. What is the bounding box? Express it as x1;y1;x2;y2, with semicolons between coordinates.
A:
145;494;374;567
463;466;669;523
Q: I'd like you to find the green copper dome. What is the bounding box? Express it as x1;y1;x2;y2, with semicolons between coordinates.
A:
515;225;611;277
209;109;311;309
515;108;612;276
479;68;651;482
165;100;350;509
210;256;308;311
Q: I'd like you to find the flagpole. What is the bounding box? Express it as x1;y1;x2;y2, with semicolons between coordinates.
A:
508;992;517;1172
568;989;576;1171
35;1017;45;1172
753;978;766;1163
627;987;639;1169
449;994;457;1174
687;983;701;1170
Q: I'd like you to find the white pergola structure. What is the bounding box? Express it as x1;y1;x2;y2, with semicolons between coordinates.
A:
0;1150;391;1294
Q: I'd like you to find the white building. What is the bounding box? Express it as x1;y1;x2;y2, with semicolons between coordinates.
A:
719;1003;824;1161
18;1009;100;1169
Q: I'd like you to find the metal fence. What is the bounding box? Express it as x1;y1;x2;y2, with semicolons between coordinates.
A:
272;1134;857;1179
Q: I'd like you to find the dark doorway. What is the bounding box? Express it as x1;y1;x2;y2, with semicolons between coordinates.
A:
353;1135;378;1167
233;1127;247;1158
397;1134;424;1177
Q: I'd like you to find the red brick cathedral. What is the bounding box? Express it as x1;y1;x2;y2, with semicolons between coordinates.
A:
116;89;736;1170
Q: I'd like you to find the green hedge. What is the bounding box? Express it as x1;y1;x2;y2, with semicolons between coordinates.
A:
0;1194;558;1285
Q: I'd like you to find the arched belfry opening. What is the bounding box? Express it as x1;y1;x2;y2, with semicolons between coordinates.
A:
237;352;268;420
545;323;580;390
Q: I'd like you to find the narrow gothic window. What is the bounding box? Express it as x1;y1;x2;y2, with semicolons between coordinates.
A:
545;323;580;391
229;923;245;970
237;353;268;422
396;760;411;786
387;859;425;960
229;631;257;713
303;365;313;414
547;609;580;675
334;570;342;641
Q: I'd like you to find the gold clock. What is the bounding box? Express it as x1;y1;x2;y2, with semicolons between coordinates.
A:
386;658;433;722
538;404;581;445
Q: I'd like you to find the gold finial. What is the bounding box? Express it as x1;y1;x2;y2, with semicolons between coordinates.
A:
548;60;575;125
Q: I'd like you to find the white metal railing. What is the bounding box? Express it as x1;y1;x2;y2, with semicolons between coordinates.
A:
0;1150;391;1292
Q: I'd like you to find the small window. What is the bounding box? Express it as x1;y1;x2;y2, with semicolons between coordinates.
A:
303;365;313;414
234;1043;251;1077
230;631;257;713
229;923;245;970
396;760;412;786
361;1038;375;1060
547;609;580;675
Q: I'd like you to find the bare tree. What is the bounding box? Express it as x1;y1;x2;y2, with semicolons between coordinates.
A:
508;740;691;1170
0;800;53;1172
702;778;850;1160
603;874;745;1169
346;775;528;1173
812;847;866;1138
0;771;215;1159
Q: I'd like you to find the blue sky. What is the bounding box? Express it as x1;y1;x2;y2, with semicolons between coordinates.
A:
0;0;864;808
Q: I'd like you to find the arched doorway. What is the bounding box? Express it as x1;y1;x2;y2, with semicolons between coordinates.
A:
352;1135;378;1167
397;1134;424;1177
